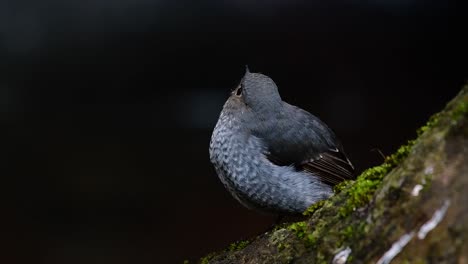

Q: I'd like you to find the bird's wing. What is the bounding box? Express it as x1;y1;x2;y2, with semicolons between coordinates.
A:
300;148;355;186
263;103;355;186
266;147;355;186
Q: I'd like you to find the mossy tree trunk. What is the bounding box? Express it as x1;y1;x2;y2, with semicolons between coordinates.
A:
200;85;468;264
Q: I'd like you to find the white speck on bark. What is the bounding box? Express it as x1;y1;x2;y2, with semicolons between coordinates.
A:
332;247;351;264
411;184;423;196
375;199;451;264
418;199;451;239
424;166;434;175
376;232;415;264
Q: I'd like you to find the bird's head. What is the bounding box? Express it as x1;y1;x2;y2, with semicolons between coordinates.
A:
228;66;283;113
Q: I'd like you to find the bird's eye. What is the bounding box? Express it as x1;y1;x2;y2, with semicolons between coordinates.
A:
235;85;243;96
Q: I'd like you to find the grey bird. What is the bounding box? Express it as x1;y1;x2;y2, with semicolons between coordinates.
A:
209;68;355;214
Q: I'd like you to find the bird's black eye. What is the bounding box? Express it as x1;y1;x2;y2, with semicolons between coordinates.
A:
235;85;243;96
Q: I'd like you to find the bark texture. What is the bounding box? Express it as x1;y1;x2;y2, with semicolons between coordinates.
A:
200;85;468;264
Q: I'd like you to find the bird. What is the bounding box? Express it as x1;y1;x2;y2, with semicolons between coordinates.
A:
209;67;355;215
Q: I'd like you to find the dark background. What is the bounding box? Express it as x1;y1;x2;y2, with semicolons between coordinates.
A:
2;0;467;263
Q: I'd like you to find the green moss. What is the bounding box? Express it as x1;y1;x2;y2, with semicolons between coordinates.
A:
200;252;217;264
198;240;250;263
416;85;466;137
340;222;368;242
303;200;326;216
228;240;250;251
287;221;316;247
277;242;286;251
305;142;417;220
450;100;468;121
333;180;353;193
183;260;190;264
283;130;419;259
384;140;415;167
341;225;354;239
417;113;441;136
338;139;415;218
269;228;292;252
306;233;317;246
287;221;307;239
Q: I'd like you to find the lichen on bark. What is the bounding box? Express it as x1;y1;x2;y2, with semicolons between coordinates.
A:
199;85;468;264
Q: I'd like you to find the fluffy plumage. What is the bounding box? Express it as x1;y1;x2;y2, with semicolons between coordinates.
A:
209;68;354;214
